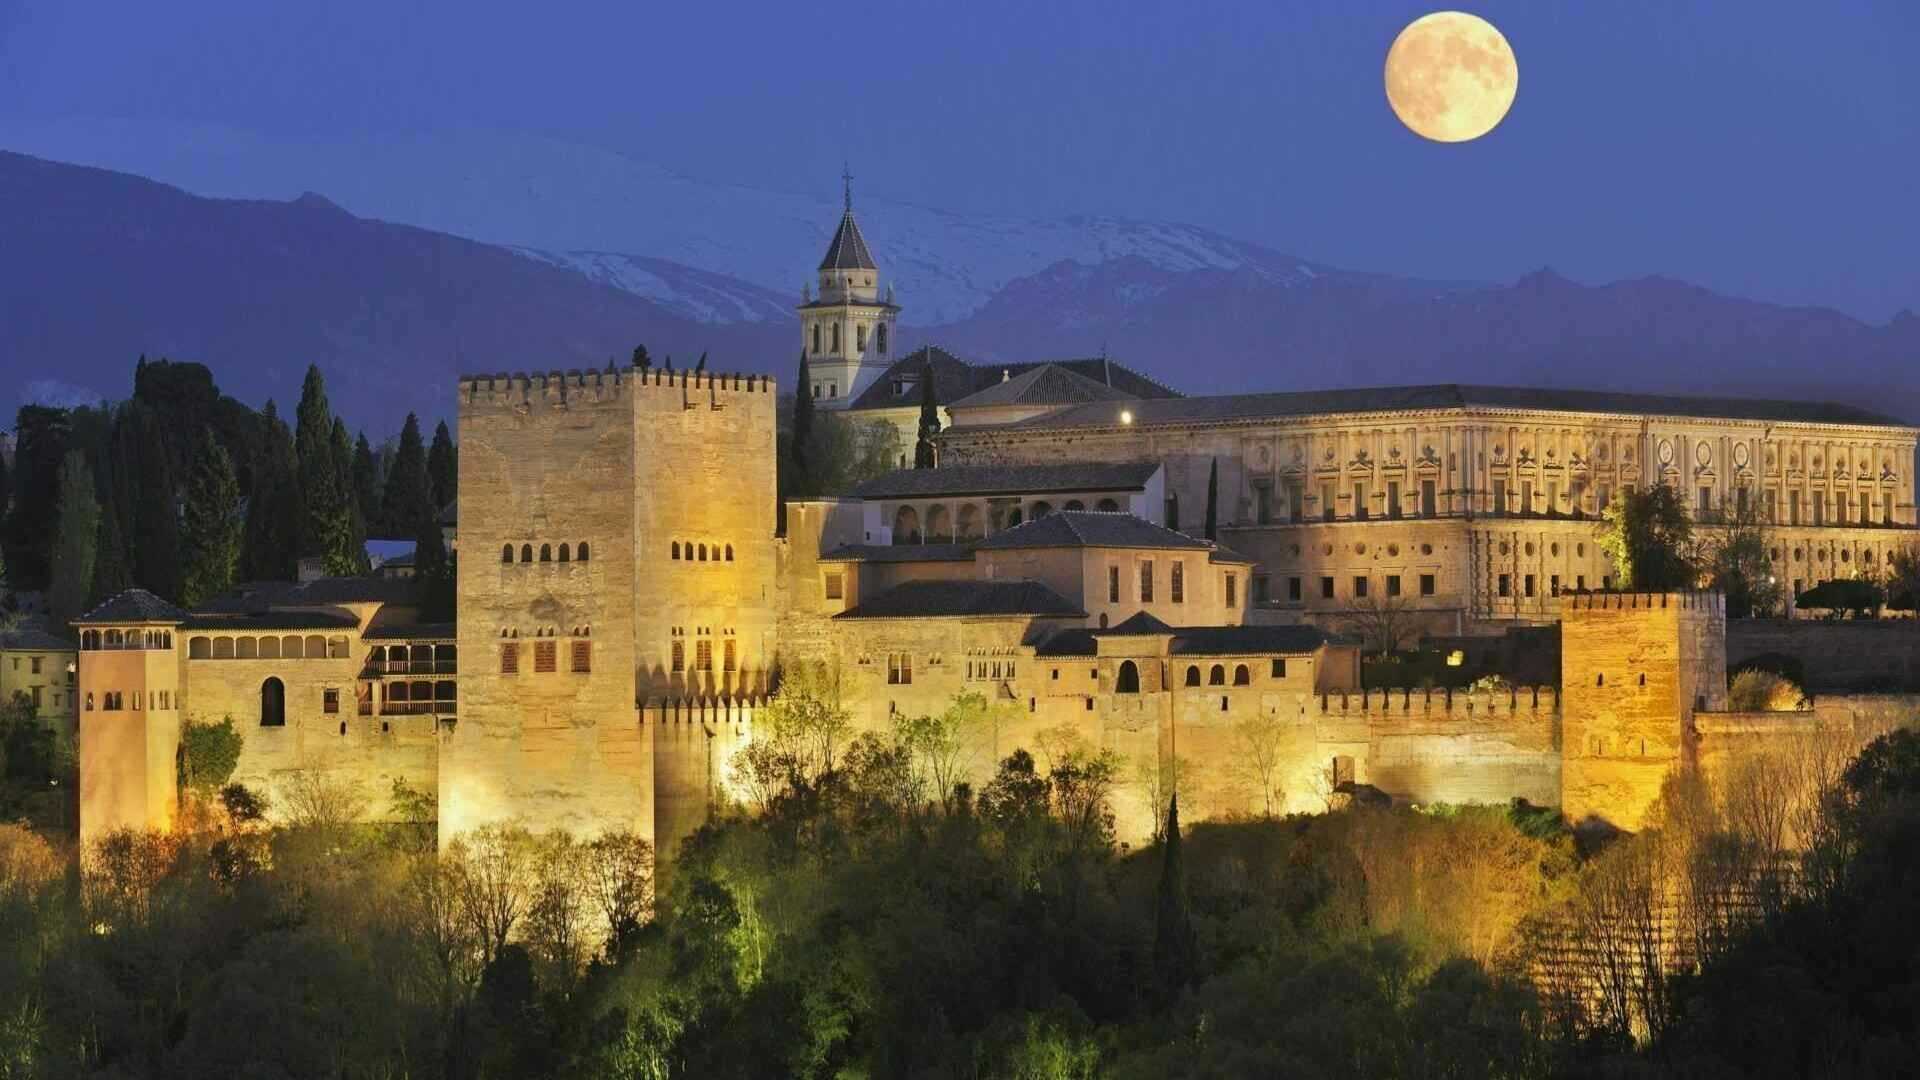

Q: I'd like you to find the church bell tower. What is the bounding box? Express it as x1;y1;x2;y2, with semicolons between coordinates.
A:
800;169;899;409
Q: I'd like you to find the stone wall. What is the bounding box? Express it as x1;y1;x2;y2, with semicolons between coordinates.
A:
1728;619;1920;691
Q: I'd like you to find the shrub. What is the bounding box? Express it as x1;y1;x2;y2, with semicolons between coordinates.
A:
1795;578;1883;619
179;716;243;794
1727;669;1806;712
1731;651;1806;688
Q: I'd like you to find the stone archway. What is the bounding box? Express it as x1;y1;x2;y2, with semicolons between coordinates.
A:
893;505;921;545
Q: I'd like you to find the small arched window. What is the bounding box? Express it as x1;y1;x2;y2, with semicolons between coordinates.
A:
1062;500;1085;512
502;544;514;563
260;677;286;727
521;544;533;563
811;324;820;355
1116;660;1141;694
831;323;841;352
558;543;570;562
578;542;589;562
725;544;735;562
1597;674;1606;687
698;544;708;562
672;541;680;560
1209;664;1226;686
1233;664;1251;686
540;544;552;562
876;323;888;353
1184;665;1201;687
1096;498;1121;512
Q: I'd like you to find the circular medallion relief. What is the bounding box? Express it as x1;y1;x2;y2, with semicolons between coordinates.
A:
1793;547;1804;562
1817;549;1828;562
1733;443;1750;468
1577;542;1586;557
1658;439;1675;465
1695;442;1711;468
1290;543;1302;557
1258;445;1272;467
1387;544;1400;557
1524;542;1535;556
1598;444;1611;462
1421;543;1433;555
1292;445;1305;464
1499;541;1510;555
1354;542;1368;555
1322;543;1334;556
1550;542;1560;556
1841;549;1851;563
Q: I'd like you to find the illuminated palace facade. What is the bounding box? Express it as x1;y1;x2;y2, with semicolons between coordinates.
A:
72;194;1920;853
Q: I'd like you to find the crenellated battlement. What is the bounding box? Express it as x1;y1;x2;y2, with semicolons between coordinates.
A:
1319;684;1559;718
458;368;629;410
1561;590;1725;614
627;368;774;394
642;695;766;726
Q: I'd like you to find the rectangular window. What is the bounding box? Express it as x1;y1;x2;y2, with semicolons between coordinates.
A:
1271;658;1288;678
1171;561;1185;603
1736;487;1750;517
1287;480;1305;523
1421;479;1436;517
1603;575;1613;590
1321;576;1335;600
1289;576;1303;602
1576;575;1586;591
1860;491;1871;523
1386;574;1401;597
1788;489;1801;525
1550;574;1561;597
1498;574;1511;598
1353;575;1369;599
1837;495;1849;525
31;686;43;708
671;640;685;673
1813;493;1825;526
1108;565;1120;603
695;640;713;672
824;572;844;600
1321;483;1336;523
1226;573;1238;607
1419;573;1436;597
1139;560;1154;603
1524;574;1536;598
1387;480;1402;519
501;643;520;675
535;641;557;673
1253;482;1273;525
323;688;339;714
1598;484;1612;514
30;656;42;675
1521;480;1535;517
723;639;736;672
1253;574;1270;603
1353;481;1369;521
1493;478;1507;516
572;640;592;673
887;652;912;685
1698;486;1712;516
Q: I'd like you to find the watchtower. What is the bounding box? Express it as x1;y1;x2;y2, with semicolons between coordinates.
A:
74;590;187;848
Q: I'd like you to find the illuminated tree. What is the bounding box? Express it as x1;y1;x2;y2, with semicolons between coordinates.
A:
180;429;244;605
1597;483;1698;590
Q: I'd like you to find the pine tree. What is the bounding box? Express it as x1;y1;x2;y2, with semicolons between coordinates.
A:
914;356;940;469
352;433;381;532
3;405;74;591
49;451;100;629
791;351;815;491
630;344;651;371
1203;458;1219;542
428;420;457;512
242;401;302;582
1152;792;1198;1000
118;404;182;600
180;429;243;605
383;414;433;540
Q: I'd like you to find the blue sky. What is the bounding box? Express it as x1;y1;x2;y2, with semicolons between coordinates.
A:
3;0;1916;319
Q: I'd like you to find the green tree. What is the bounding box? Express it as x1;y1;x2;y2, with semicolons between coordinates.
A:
630;343;652;370
91;493;133;603
351;432;381;532
1597;483;1699;590
428;420;458;511
242;401;302;581
48;451;100;628
914;355;940;469
180;429;244;605
791;351;815;490
1885;544;1920;611
382;413;433;539
330;418;369;575
178;716;243;794
3;405;73;591
1203;457;1218;541
1796;578;1883;619
1707;510;1785;618
1153;794;1198;999
109;402;182;601
413;508;455;622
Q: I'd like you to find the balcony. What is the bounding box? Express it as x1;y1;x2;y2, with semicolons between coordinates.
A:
360;659;457;678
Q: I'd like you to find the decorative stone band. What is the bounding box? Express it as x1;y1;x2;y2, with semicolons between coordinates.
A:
1318;685;1559;717
1561;590;1725;613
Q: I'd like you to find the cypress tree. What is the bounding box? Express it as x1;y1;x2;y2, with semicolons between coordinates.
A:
49;451;100;629
0;447;10;520
630;344;651;371
428;420;457;512
330;419;369;576
1203;458;1219;542
91;498;132;604
1152;792;1198;1000
791;351;815;492
914;356;940;469
413;506;455;622
242;401;301;582
294;365;357;567
180;429;243;605
120;404;182;600
3;405;73;591
383;414;433;540
352;433;381;532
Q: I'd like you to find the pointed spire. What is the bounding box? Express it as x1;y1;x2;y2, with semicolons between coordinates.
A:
843;162;854;212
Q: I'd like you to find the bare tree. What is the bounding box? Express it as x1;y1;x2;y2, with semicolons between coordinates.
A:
1133;753;1191;843
584;831;656;953
1229;708;1291;818
449;823;537;966
398;851;478;1015
524;833;594;989
1343;591;1419;655
277;764;369;831
895;691;998;813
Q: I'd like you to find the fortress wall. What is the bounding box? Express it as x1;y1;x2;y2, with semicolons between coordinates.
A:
1315;687;1562;810
1728;619;1920;691
450;370;646;842
649;698;757;867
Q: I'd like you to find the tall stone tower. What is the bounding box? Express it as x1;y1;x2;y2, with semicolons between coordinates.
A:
799;170;899;409
74;590;187;848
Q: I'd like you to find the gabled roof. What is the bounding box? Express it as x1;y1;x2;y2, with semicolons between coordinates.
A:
181;610;361;632
843;346;1180;413
976;511;1212;552
1168;625;1332;656
818;543;978;564
0;619;74;651
980;383;1911;433
851;462;1160;501
196;576;416;613
365;622;457;641
74;589;189;625
1035;628;1099;657
948;364;1135;411
1097;611;1175;636
819;210;877;272
834;579;1084;620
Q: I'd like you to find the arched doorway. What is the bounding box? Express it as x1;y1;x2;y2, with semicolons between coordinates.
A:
955;503;982;541
260;677;286;727
893;505;921;544
924;504;951;542
1116;660;1141;694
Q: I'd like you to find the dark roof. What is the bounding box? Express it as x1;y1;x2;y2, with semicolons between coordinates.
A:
948;364;1136;410
976;511;1212;552
182;610;360;632
835;579;1084;620
0;619;74;651
1169;625;1332;656
985;383;1911;432
1036;628;1099;657
1209;544;1256;565
365;622;456;641
852;462;1160;500
74;589;189;625
819;210;877;271
818;543;978;563
197;576;416;613
844;346;1180;412
1097;611;1175;636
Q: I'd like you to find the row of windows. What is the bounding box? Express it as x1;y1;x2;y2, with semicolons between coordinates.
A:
1103;561;1238;608
85;689;173;712
500;640;592;674
1494;573;1607;600
189;634;351;660
1178;660;1289;687
79;629;173;651
501;542;591;564
669;638;737;674
364;644;458;675
7;655;62;677
889;499;1123;543
670;541;735;562
808;320;889;357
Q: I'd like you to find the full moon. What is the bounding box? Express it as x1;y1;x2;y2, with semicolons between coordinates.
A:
1384;11;1517;143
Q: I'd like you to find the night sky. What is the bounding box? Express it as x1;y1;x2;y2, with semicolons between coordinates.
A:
2;0;1916;320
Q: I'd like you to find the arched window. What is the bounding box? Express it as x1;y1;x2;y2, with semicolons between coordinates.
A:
502;544;514;563
857;325;867;352
876;323;888;353
260;677;286;727
1209;664;1226;686
1597;674;1605;687
1098;613;1109;628
1062;500;1085;512
698;543;708;562
282;635;303;659
1233;664;1251;686
306;635;327;658
213;637;235;659
1116;660;1141;694
578;542;589;562
1184;665;1201;687
725;544;735;562
540;544;552;562
671;541;680;560
831;323;841;352
521;544;533;563
955;503;982;540
258;636;281;659
1096;498;1121;512
105;629;124;648
893;506;921;545
925;504;951;541
558;543;570;562
1006;508;1023;528
237;637;258;659
189;636;211;659
811;324;820;355
1030;500;1054;519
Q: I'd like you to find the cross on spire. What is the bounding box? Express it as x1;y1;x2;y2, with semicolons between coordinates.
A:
842;163;854;212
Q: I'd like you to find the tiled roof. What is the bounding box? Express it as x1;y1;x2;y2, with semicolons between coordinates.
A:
851;462;1160;500
843;346;1180;412
983;383;1911;432
1035;628;1099;657
948;364;1136;410
818;543;978;564
835;579;1084;620
74;589;189;625
976;511;1212;552
819;211;877;271
1098;611;1175;636
181;610;361;632
1209;544;1256;565
197;576;416;613
364;621;456;641
0;619;74;651
1169;625;1331;656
